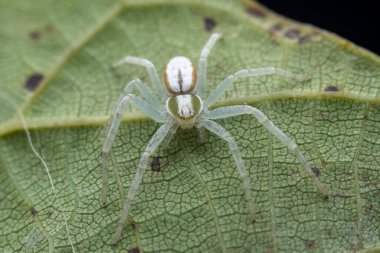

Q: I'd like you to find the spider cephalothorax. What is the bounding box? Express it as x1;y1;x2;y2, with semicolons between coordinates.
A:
102;33;328;244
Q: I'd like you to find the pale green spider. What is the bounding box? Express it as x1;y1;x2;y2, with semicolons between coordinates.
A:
101;33;328;244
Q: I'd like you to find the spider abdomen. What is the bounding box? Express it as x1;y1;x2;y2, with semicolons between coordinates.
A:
163;56;197;95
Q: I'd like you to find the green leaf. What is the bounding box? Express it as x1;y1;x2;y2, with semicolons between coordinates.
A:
1;0;379;252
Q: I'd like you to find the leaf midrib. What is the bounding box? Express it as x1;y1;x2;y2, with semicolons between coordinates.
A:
0;92;378;138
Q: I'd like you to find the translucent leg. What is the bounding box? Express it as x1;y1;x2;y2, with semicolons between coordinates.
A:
196;33;222;97
112;123;175;244
161;124;178;150
198;126;206;143
101;81;163;205
126;78;162;110
207;105;328;197
202;119;257;221
113;56;169;100
204;67;306;108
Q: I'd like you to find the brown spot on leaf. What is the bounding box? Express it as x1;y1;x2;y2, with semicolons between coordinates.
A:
131;221;138;230
246;7;267;18
284;29;300;39
24;73;44;91
151;156;167;172
28;25;55;41
30;207;38;217
128;248;140;253
305;240;316;249
45;25;54;34
29;31;41;41
311;167;321;177
204;17;217;31
299;35;312;44
324;85;340;92
268;24;283;34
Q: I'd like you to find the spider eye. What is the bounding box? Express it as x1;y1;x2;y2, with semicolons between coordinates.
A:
163;56;197;95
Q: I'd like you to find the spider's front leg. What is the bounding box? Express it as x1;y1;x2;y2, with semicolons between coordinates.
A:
112;123;175;244
208;105;328;198
196;33;222;97
204;67;306;108
113;56;168;102
101;79;163;205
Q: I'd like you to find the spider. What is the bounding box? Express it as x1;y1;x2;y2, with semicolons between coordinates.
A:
101;33;328;244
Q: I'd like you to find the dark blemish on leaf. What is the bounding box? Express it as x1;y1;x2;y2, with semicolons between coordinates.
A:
128;248;140;253
246;7;267;18
311;167;321;176
30;207;38;217
204;17;217;31
324;85;340;92
131;221;138;230
268;24;283;34
298;35;312;44
151;156;166;172
284;29;300;39
305;240;316;249
24;73;44;91
29;31;41;41
47;210;53;217
28;25;54;42
45;25;54;34
325;228;332;236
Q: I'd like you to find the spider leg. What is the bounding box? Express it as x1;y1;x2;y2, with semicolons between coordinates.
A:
160;124;178;150
196;33;222;97
208;105;328;197
202;119;257;221
112;56;169;100
112;123;176;244
204;67;306;108
101;80;163;205
128;78;162;110
198;126;206;143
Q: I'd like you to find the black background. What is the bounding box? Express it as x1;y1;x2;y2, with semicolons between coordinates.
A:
259;0;379;55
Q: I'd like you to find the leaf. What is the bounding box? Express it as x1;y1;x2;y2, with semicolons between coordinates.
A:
0;0;379;252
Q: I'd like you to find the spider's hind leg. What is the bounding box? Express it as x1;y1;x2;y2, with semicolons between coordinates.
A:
112;123;175;244
208;105;328;198
202;119;257;221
